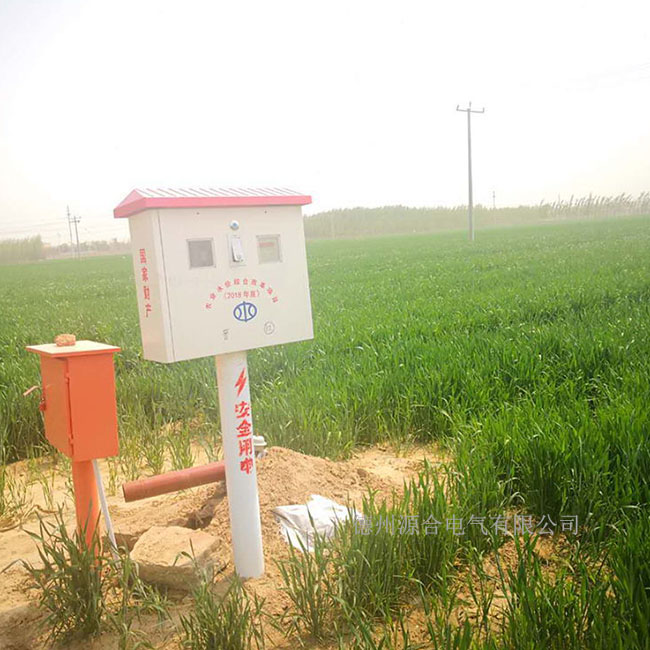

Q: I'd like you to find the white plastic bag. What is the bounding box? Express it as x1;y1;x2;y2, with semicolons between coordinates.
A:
272;494;360;551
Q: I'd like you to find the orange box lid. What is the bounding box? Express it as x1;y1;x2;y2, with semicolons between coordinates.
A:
26;340;121;357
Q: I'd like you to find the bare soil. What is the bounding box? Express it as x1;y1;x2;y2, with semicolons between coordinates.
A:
0;443;440;649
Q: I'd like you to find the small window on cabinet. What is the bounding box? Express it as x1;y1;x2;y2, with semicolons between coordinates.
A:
257;235;281;263
187;239;215;268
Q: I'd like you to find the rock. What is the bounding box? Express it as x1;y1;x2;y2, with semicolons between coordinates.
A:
103;528;140;552
130;526;221;591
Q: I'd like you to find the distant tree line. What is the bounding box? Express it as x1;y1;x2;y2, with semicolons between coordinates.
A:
305;192;650;239
0;236;130;265
48;239;131;257
0;236;45;264
2;192;648;261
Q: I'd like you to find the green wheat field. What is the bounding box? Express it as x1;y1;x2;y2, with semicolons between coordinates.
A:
1;216;649;647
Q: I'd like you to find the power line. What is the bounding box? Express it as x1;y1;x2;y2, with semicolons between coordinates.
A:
0;216;127;231
0;218;67;229
0;217;129;250
0;225;69;235
456;101;485;242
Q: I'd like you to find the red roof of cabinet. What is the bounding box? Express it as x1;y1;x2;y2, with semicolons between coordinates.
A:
114;187;312;218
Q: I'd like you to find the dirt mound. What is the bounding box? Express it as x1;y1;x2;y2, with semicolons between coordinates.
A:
0;443;439;647
201;446;395;562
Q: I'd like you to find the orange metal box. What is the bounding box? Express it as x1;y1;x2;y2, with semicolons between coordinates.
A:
27;341;120;461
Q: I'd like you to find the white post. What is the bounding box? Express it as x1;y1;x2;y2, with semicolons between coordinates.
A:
215;351;264;578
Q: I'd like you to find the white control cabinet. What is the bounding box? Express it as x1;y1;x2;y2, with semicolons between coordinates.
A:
114;188;314;362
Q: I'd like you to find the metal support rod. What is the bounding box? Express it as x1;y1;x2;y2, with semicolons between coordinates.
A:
93;459;119;560
215;351;264;579
456;102;485;242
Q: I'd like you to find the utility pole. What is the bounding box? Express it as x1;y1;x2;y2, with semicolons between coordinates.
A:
71;213;81;258
456;102;485;241
66;206;74;253
492;190;496;210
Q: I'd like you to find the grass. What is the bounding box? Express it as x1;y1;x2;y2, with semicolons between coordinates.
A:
275;527;333;639
1;215;649;646
24;511;108;643
179;576;265;650
303;193;650;239
274;462;501;640
0;462;29;528
23;509;170;647
2;217;649;468
274;465;650;649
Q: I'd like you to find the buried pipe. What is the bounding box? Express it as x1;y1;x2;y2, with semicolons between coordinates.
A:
122;461;226;502
121;435;267;503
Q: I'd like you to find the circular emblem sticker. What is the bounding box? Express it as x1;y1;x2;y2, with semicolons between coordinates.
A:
233;301;258;322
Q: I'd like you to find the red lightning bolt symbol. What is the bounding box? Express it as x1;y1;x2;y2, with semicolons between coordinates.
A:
235;368;247;397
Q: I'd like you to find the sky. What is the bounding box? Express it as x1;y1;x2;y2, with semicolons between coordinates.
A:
0;0;648;244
